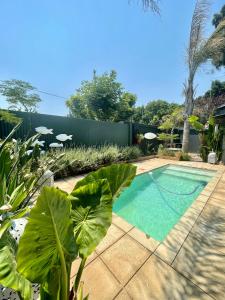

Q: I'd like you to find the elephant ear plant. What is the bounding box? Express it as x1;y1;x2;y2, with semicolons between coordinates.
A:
0;123;68;299
0;136;136;300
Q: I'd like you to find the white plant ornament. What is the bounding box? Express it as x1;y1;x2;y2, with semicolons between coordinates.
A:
144;132;157;140
56;134;73;142
49;142;63;148
35;126;53;135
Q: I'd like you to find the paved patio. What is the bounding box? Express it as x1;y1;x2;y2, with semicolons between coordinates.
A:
55;158;225;300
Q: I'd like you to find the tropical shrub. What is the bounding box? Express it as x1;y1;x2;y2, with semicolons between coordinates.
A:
120;146;142;160
52;145;143;178
157;144;175;157
176;151;191;161
0;163;136;299
189;115;223;162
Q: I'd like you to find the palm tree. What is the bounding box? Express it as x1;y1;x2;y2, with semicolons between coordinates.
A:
139;0;160;13
182;0;225;152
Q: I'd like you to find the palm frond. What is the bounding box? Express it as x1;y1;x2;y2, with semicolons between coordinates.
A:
187;0;210;71
141;0;160;13
129;0;160;13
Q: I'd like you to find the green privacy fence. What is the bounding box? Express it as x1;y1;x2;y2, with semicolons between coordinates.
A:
0;111;136;147
0;110;163;148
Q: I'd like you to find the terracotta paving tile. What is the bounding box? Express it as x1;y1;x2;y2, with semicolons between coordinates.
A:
70;251;98;280
126;254;212;300
154;243;177;265
172;234;225;300
128;227;160;252
112;213;133;232
80;258;121;300
210;190;224;201
95;224;124;254
196;204;225;228
190;221;225;255
115;288;131;299
54;180;73;193
208;197;225;209
200;188;212;197
101;235;150;284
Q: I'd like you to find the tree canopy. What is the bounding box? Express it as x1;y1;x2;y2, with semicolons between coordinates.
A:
66;71;181;125
211;4;225;68
133;100;181;126
194;80;225;122
66;71;136;122
0;79;41;112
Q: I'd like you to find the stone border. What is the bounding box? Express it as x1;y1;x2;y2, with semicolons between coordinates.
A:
113;161;223;266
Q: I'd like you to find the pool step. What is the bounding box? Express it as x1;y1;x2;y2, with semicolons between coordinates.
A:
166;165;215;177
159;169;211;182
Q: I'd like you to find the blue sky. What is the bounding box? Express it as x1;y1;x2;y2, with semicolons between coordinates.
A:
0;0;224;116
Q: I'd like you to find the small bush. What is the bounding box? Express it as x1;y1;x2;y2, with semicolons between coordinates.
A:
176;151;191;161
120;146;142;161
157;144;175;157
51;145;144;179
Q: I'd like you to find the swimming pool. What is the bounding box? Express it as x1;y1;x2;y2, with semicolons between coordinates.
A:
113;164;216;241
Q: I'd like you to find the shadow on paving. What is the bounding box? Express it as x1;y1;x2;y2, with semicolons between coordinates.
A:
171;204;225;300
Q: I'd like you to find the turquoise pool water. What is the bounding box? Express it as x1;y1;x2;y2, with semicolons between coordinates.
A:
113;164;215;241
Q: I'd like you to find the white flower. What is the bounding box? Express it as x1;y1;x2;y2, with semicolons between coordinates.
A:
56;134;73;142
32;140;45;147
26;150;33;155
35;126;53;135
12;138;17;143
49;142;63;148
40;150;45;155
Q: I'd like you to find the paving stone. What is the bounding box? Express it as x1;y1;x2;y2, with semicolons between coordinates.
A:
128;227;160;252
192;205;225;254
81;258;121;300
115;289;131;299
210;190;224;201
173;234;225;300
112;213;133;232
70;251;98;280
208;197;225;209
126;254;212;300
95;224;124;254
101;235;150;284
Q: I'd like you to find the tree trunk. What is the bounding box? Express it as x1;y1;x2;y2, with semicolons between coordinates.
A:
182;118;190;152
182;76;194;153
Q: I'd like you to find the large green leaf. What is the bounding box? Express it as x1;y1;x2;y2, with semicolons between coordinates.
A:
0;245;32;300
17;187;77;286
73;163;137;200
71;179;112;258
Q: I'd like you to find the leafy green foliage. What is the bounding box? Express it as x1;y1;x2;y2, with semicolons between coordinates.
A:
0;109;21;124
188;115;204;131
176;152;191;161
0;124;137;299
67;70;136;122
157;144;175;157
194;80;225;122
71;179;112;258
73;163;137;200
212;5;225;67
53;145;142;179
17;187;77;298
0;245;32;300
133;100;181;126
189;115;223;162
0;79;41;112
115;92;136;122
